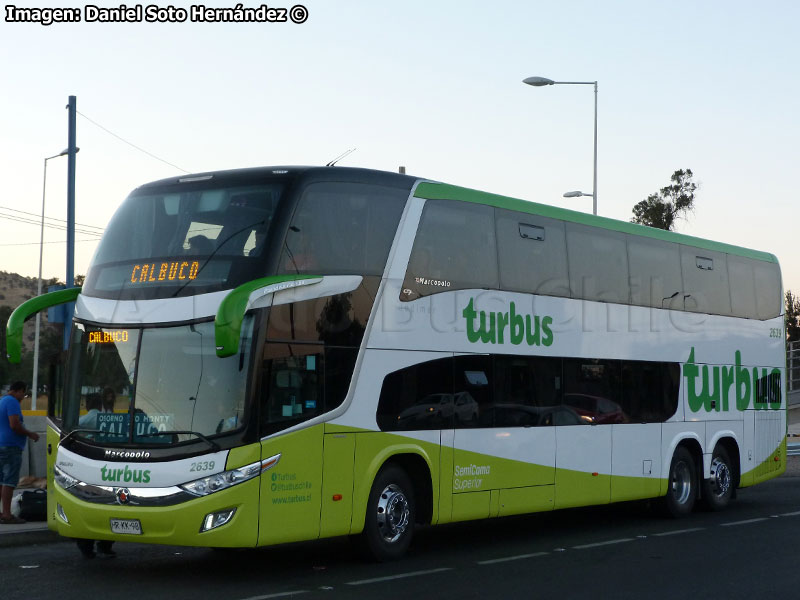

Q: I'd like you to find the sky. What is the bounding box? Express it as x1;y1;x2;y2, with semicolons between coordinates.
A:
1;0;799;295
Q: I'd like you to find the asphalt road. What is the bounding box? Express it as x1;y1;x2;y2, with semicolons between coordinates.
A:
3;466;800;600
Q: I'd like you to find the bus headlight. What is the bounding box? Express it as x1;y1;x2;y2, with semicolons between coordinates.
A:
200;508;236;532
56;503;70;523
180;461;261;497
54;466;79;490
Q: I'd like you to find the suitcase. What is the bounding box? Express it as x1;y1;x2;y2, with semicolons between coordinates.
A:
17;489;47;521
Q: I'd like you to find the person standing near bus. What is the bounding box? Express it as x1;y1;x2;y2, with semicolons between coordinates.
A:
0;381;40;525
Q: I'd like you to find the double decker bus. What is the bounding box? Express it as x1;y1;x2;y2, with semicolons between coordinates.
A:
7;166;785;560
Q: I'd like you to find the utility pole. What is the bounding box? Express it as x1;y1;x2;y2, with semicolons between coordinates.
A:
64;95;77;350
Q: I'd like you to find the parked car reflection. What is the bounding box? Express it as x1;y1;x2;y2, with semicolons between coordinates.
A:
396;392;479;429
563;393;626;424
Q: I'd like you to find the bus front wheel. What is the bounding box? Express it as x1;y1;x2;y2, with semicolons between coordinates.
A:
663;446;697;517
359;465;416;561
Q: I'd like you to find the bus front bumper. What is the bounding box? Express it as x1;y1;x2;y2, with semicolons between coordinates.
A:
53;477;260;547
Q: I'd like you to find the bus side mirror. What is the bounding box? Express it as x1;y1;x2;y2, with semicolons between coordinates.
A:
215;275;322;358
6;288;81;364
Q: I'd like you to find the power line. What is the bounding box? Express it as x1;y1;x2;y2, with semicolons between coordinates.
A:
0;212;104;237
0;239;101;247
76;110;191;174
0;205;104;232
0;211;103;235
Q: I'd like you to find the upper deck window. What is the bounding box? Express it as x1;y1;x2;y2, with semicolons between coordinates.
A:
83;180;288;299
277;181;408;277
402;199;499;300
496;210;569;297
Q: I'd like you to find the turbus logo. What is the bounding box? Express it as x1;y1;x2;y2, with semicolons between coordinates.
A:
682;347;781;413
462;298;554;347
101;464;151;484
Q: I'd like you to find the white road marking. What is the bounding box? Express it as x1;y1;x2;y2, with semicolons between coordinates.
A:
652;527;705;537
346;567;453;586
238;592;308;599
779;510;800;517
477;551;549;565
720;518;768;527
572;538;634;549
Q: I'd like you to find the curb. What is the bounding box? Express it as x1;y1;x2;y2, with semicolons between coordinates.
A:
0;528;65;549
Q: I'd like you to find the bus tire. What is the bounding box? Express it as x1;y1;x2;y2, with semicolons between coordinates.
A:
663;446;697;517
358;465;415;562
700;445;734;511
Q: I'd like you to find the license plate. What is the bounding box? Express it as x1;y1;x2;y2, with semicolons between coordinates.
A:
110;518;142;535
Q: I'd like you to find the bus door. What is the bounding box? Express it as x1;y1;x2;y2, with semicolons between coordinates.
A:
257;343;324;546
45;352;67;530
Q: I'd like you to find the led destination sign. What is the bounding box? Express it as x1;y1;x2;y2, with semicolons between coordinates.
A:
130;261;200;285
88;330;130;344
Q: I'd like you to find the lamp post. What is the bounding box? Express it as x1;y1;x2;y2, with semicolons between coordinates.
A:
523;75;598;216
31;147;78;410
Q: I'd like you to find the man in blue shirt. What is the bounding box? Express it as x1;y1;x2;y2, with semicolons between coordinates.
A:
1;381;40;524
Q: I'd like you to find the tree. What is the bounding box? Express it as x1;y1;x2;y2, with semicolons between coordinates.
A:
787;290;800;342
631;169;698;231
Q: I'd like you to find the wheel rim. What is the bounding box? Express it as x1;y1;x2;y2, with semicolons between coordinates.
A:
672;460;692;505
709;456;731;499
376;484;410;544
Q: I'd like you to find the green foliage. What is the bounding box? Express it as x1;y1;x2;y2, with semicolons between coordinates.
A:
786;290;800;342
631;169;698;231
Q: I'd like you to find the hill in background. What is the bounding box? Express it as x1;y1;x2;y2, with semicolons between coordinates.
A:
0;270;62;353
0;271;65;404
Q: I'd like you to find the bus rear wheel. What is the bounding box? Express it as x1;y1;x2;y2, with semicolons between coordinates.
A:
358;465;416;561
663;446;697;517
700;445;734;511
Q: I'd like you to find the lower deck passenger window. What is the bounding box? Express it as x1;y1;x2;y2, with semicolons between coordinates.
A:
376;354;679;431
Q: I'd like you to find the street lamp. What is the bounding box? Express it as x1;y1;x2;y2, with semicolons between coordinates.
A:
31;147;79;411
523;75;598;216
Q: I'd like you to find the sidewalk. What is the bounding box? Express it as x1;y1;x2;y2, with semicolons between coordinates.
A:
788;404;800;437
0;490;60;548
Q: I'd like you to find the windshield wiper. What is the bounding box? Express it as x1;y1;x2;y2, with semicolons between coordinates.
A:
61;428;104;445
137;430;221;452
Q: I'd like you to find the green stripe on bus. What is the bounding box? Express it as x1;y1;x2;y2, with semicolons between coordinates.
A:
414;182;778;264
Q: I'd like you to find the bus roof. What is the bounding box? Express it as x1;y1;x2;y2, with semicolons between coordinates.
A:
414;181;778;264
133;165;417;192
130;165;776;264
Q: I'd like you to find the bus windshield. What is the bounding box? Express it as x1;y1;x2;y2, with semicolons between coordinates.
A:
63;319;254;446
83;179;289;299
